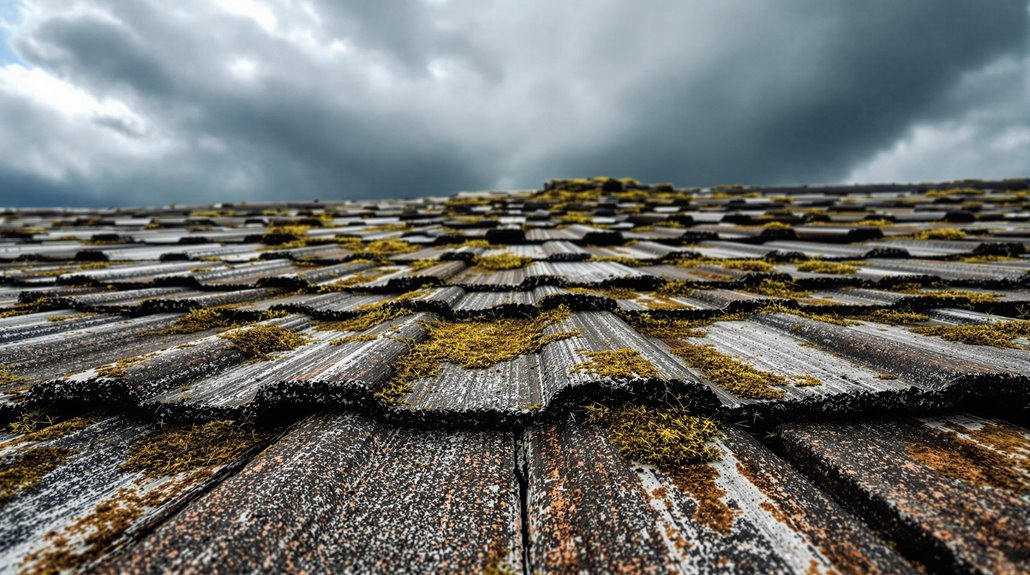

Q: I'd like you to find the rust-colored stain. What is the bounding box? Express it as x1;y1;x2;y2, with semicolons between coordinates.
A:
908;427;1028;494
667;463;735;532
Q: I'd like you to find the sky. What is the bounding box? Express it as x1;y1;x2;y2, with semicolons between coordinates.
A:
0;0;1026;207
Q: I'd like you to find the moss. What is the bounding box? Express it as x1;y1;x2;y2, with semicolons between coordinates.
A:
959;255;1020;263
20;474;202;574
46;312;95;323
672;344;789;399
5;417;96;446
582;404;721;466
320;269;394;291
0;367;24;387
791;375;822;387
219;325;310;360
893;285;1003;302
744;279;812;298
472;253;533;271
338;237;418;256
795;260;858;275
261;224;310;244
571;348;659;379
95;355;148;379
377;307;579;404
407;259;440;271
913;228;967;241
0;446;75;504
323;307;407;334
908;429;1028;493
122;420;270;478
565;286;639;300
720;259;774;272
361;223;410;232
758;304;859;326
627;313;714;339
441;239;493;249
911;320;1030;348
0;297;59;318
857;309;929;325
154;308;234;334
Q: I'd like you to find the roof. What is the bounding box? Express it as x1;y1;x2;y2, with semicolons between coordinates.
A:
1;177;1028;574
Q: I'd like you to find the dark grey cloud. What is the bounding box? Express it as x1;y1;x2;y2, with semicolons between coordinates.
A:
0;0;1025;207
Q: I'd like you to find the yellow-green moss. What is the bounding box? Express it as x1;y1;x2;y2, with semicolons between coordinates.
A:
911;320;1030;348
795;260;859;275
46;312;95;323
472;253;533;271
407;259;440;271
323;307;408;334
0;368;24;387
122;420;270;478
5;417;96;446
857;309;929;325
261;225;310;244
672;344;789;399
744;279;812;299
627;313;715;340
721;259;774;272
913;228;967;241
582;404;721;466
564;286;639;300
572;348;659;379
377;308;579;404
219;325;310;360
320;269;394;291
0;446;75;504
155;308;234;334
95;356;148;379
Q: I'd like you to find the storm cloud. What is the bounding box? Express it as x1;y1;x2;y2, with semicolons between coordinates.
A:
0;0;1026;206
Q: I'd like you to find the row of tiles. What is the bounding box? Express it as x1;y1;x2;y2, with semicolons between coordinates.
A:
2;234;1029;265
0;410;1025;574
4;255;1030;295
2;306;1027;425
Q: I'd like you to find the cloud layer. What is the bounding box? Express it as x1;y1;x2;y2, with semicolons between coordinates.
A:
0;0;1026;206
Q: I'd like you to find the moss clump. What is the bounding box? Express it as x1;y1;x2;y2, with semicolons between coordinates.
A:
322;307;407;334
672;344;790;399
472;253;533;271
319;269;394;291
377;307;579;403
959;255;1020;263
565;286;639;300
582;404;721;466
157;308;234;334
407;259;440;271
0;446;75;504
627;313;715;340
795;260;858;275
572;348;659;379
46;312;95;323
857;309;929;325
911;320;1030;348
95;356;148;379
744;279;812;299
908;429;1028;493
5;417;96;446
338;237;418;256
893;285;1003;303
261;224;310;244
122;420;270;478
219;325;310;360
721;259;774;272
0;368;24;387
913;228;967;241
